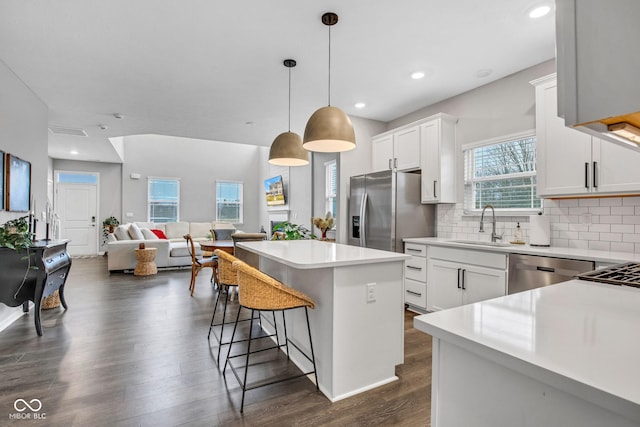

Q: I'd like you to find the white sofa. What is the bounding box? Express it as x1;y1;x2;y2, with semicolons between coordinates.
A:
106;221;236;272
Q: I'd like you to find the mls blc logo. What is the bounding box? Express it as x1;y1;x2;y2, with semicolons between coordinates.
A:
9;398;46;420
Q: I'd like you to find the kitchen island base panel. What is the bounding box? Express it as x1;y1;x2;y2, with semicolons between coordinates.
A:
430;338;639;427
258;256;404;401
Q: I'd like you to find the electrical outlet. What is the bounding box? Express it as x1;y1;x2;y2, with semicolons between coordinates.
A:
126;212;134;218
367;283;376;302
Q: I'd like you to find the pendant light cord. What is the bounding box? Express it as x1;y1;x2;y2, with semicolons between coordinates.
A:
328;25;332;106
288;65;292;131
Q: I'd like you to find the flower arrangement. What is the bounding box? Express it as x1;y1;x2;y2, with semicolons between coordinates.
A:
312;212;335;239
0;216;33;251
271;221;315;240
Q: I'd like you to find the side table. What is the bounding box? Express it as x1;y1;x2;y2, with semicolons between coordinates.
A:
134;247;158;276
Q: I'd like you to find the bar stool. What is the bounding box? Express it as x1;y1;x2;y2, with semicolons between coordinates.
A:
224;260;318;413
208;250;277;366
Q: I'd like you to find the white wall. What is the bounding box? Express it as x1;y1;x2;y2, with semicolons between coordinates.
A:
0;59;49;330
121;134;263;231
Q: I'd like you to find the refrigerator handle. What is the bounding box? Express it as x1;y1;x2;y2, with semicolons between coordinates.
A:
360;192;368;247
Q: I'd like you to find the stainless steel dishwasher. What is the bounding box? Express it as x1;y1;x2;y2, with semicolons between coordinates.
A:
508;253;595;294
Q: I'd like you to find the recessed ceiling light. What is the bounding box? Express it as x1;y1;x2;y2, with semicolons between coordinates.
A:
411;71;425;80
113;113;124;119
355;102;366;109
70;150;79;155
476;68;493;78
528;4;551;19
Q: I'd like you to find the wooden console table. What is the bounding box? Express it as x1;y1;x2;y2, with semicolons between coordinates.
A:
0;240;71;335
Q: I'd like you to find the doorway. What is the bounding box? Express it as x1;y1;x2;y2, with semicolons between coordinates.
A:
55;171;99;256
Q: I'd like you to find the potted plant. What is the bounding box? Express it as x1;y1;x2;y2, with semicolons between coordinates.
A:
312;212;335;240
271;221;316;240
0;216;33;250
103;216;120;234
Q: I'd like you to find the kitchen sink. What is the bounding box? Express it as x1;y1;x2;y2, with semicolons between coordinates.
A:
449;240;513;248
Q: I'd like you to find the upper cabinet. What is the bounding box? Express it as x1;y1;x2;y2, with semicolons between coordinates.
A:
533;74;640;197
371;126;420;173
370;113;457;204
556;0;640;149
420;114;457;204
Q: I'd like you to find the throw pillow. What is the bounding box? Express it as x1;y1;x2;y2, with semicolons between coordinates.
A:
151;229;168;239
141;228;159;240
212;228;234;241
128;222;145;240
114;225;131;241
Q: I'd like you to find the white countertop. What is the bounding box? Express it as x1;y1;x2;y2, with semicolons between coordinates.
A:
404;236;637;264
415;280;640;408
237;240;410;269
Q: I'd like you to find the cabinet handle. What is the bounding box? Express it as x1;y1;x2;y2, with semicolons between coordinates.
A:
433;180;437;198
461;269;466;290
457;268;462;289
388;159;392;170
394;158;398;169
406;248;422;253
406;265;422;271
593;161;598;188
585;162;589;189
406;290;422;297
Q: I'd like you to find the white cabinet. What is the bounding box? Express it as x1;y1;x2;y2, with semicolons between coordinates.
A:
371;126;420;173
533;75;640;198
404;242;427;312
420;114;457;203
427;246;507;312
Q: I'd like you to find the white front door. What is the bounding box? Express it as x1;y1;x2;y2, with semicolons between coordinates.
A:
56;178;98;256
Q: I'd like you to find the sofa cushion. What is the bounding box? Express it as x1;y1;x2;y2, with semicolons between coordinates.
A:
190;222;212;238
141;228;159;240
164;222;189;239
212;228;235;241
151;229;167;239
170;241;200;257
114;225;131;241
128;223;145;240
135;221;156;230
153;223;166;233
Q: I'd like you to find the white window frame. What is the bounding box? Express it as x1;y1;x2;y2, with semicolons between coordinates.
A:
462;130;542;216
216;180;243;224
325;160;337;224
147;177;180;222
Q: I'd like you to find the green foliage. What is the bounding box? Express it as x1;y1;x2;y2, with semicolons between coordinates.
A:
271;221;316;240
102;216;120;227
0;216;33;250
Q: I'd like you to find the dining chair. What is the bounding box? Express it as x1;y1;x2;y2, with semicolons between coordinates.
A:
184;234;218;296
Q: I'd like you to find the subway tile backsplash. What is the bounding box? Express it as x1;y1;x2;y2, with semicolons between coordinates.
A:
436;197;640;254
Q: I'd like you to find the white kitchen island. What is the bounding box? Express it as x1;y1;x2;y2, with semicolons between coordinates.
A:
415;280;640;427
237;239;409;402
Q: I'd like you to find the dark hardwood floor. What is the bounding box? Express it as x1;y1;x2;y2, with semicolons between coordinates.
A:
0;257;432;426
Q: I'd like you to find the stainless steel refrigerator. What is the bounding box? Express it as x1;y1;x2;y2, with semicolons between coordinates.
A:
348;170;436;252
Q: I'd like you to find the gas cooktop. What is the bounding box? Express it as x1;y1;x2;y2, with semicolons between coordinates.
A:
576;262;640;288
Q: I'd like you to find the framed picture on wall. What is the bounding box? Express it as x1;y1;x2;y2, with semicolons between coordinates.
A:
5;154;31;212
0;150;4;210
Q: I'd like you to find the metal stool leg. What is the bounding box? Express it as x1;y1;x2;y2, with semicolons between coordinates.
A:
207;284;224;340
224;305;243;372
240;309;255;413
305;306;319;390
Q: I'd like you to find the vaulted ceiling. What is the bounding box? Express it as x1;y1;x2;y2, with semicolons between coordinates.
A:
0;0;555;163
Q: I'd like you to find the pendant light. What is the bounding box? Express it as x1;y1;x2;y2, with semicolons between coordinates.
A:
268;59;310;166
303;12;356;153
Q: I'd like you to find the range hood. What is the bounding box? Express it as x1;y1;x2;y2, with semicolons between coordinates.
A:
556;0;640;151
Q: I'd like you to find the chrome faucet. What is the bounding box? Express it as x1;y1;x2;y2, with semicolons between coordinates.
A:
479;204;502;242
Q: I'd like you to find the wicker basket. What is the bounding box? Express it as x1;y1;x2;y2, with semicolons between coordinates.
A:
214;249;239;285
41;290;61;310
233;260;315;310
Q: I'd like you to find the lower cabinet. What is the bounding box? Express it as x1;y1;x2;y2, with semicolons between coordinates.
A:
427;246;507;312
404;242;428;312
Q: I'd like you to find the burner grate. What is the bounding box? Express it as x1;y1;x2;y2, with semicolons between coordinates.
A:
577;262;640;288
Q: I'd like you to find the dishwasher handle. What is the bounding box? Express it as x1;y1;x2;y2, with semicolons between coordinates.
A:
536;266;555;273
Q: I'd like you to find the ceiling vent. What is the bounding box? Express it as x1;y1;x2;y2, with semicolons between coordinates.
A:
48;126;88;137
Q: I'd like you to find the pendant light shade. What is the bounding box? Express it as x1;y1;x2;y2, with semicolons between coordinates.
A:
269;131;308;165
303;12;356;153
268;59;309;166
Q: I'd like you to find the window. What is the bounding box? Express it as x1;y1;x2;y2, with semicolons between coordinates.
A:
148;178;179;222
325;160;337;219
216;181;243;223
463;132;542;213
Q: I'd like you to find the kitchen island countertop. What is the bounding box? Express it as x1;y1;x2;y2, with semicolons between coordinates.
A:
415;280;640;425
